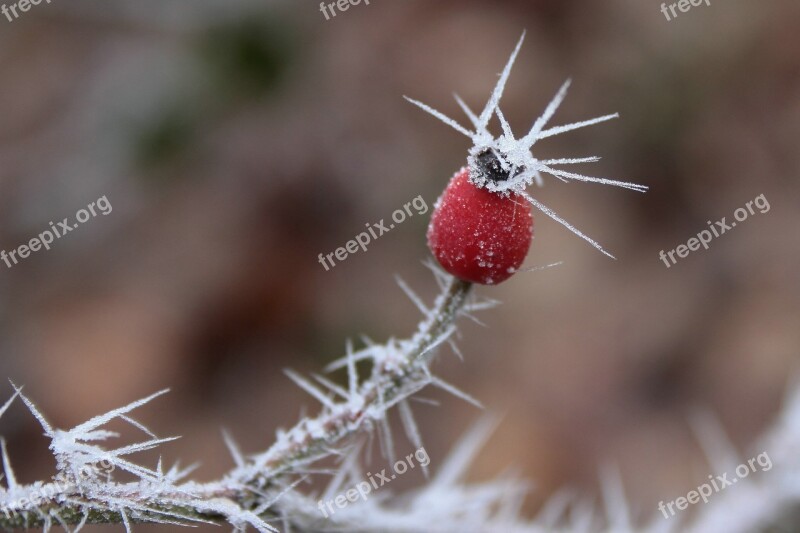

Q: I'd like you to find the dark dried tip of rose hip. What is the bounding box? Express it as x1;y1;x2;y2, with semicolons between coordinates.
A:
475;149;520;183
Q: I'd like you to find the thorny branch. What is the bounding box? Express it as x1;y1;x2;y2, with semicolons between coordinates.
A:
0;271;484;532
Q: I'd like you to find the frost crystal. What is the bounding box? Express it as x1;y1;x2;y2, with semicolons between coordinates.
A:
405;32;648;258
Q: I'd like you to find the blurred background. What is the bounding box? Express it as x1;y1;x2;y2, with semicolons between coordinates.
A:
0;0;798;529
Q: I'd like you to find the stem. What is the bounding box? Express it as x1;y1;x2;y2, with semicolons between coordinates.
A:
0;276;475;531
410;277;473;360
238;275;474;486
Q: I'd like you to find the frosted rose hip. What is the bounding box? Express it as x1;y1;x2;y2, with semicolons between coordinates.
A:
427;167;533;285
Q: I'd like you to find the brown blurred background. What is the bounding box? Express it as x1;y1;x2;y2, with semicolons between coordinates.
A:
0;0;798;529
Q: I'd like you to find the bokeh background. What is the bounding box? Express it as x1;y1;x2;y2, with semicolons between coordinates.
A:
0;0;798;529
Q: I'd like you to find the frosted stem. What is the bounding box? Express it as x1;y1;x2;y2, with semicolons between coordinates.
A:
0;276;474;531
238;276;473;486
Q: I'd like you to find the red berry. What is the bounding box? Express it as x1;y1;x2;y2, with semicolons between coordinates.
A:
427;166;533;285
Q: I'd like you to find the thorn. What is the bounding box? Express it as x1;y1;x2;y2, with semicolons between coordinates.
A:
13;383;54;437
453;93;482;133
478;31;526;129
521;79;572;147
0;386;20;420
403;96;473;138
432;416;499;488
70;389;170;435
396;276;431;316
1;438;18;489
312;374;349;399
222;429;245;469
284;370;336;409
346;339;359;399
521;191;616;259
430;376;483;409
399;400;428;478
519;261;564;273
539;112;619;140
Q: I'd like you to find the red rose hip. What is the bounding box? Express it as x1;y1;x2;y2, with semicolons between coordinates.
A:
427;166;533;285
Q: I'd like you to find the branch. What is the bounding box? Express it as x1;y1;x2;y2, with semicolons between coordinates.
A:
0;273;479;531
228;275;474;487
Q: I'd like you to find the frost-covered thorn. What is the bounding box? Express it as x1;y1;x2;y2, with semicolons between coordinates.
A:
285;370;337;410
67;389;169;436
417;325;458;361
453;93;483;135
521;190;616;258
398;400;428;477
521;78;573;147
324;343;376;373
395;275;431;317
223;430;246;469
252;476;307;516
119;507;132;533
311;374;349;401
447;339;465;361
600;465;633;531
430;376;483;409
13;382;55;437
345;339;359;402
477;30;526;131
0;387;19;421
119;415;157;439
402;96;473;138
535;488;577;528
422;259;452;291
519;260;565;273
377;418;395;465
539;112;620;140
0;438;18;489
689;409;741;475
431;416;498;490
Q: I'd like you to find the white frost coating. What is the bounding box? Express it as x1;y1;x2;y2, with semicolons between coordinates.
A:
0;384;287;533
0;281;799;531
405;32;648;258
222;272;491;495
